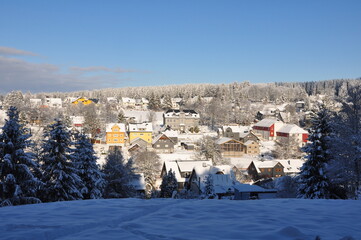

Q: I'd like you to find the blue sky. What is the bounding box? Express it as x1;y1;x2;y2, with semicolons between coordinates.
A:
0;0;360;93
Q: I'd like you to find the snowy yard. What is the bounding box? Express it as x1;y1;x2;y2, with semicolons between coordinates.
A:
0;198;359;240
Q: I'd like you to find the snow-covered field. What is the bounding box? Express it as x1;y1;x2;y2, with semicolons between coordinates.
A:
0;198;359;240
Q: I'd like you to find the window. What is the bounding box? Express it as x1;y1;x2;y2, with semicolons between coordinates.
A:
114;139;118;142
157;145;160;147
114;134;118;137
165;144;168;147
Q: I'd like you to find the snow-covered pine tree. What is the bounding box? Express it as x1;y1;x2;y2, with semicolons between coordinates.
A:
298;105;332;199
0;106;42;206
203;174;216;199
102;148;135;198
40;119;84;202
160;169;178;198
72;133;105;199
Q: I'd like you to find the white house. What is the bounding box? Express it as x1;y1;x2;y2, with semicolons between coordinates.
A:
276;124;309;147
121;97;136;108
29;99;42;108
44;98;62;108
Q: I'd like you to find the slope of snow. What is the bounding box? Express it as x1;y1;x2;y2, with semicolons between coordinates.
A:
0;198;359;240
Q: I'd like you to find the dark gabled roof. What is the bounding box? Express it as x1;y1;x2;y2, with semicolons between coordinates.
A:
165;109;198;114
89;98;99;104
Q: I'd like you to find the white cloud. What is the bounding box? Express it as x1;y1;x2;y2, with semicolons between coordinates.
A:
0;56;129;93
0;46;38;56
70;66;136;73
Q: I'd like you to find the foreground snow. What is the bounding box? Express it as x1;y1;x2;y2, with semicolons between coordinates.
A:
0;198;359;240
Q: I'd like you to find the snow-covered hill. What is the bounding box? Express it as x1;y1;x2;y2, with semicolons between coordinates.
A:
0;198;358;240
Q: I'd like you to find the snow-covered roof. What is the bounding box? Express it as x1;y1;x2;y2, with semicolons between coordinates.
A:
277;159;305;174
171;98;182;103
128;122;153;132
163;130;178;138
223;125;250;133
163;161;183;182
122;97;136;103
106;123;126;132
277;124;308;134
177;160;213;173
70;116;84;125
254;118;281;128
152;134;173;145
164;109;200;118
46;98;62;104
250;160;283;173
216;137;241;145
107;97;118;102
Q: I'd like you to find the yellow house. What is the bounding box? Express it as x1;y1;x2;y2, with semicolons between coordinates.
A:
106;123;126;144
72;97;93;105
128;122;153;144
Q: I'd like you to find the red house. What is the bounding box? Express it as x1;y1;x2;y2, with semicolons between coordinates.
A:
252;119;283;140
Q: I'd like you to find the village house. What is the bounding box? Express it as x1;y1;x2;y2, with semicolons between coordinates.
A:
163;130;179;144
69;116;84;132
106;123;127;145
243;140;260;155
128;122;153;144
29;98;42;108
128;138;148;155
233;184;277;200
276;124;309;147
121;97;136;109
44;97;62;108
216;137;260;157
107;97;118;104
152;133;175;153
72;97;94;105
216;137;244;157
163;109;200;132
222;125;250;139
247;160;284;180
160;160;212;190
252;118;283;140
187;165;234;197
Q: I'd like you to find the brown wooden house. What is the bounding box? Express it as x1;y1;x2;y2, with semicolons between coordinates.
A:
247;161;284;180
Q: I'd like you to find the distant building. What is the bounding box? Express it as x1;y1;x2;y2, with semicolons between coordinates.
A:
128;122;153;144
152;134;175;153
252;118;283;140
29;99;42;108
276;124;309;147
163;109;200;132
106;123;127;145
44;98;62;108
72;97;94;105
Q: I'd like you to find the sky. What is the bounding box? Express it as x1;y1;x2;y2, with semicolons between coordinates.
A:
0;0;360;93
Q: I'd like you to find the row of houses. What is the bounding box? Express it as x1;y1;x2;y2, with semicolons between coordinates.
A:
160;160;278;200
252;118;308;146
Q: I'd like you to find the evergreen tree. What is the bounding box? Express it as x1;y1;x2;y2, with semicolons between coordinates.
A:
41;119;83;202
72;133;105;199
102;148;135;198
0;107;42;206
298;106;332;199
203;174;216;199
160;169;178;198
